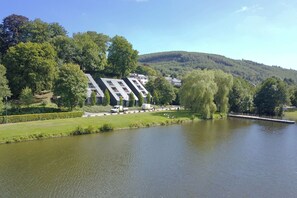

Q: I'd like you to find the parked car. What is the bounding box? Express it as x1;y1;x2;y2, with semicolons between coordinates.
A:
142;103;153;110
111;105;128;113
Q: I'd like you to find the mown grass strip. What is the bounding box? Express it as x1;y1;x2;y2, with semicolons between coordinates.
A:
0;110;196;144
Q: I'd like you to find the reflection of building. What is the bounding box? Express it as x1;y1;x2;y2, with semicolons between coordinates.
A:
129;73;149;85
165;77;182;87
96;78;138;106
85;74;104;104
124;77;149;102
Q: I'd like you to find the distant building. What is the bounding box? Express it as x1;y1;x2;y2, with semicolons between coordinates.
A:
129;73;149;85
123;77;149;102
96;78;138;106
85;74;104;105
165;77;182;87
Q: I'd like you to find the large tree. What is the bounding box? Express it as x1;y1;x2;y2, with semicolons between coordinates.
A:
53;63;88;110
50;36;78;64
291;87;297;107
21;19;67;43
145;77;175;105
213;70;233;113
135;64;158;76
4;42;58;97
73;33;103;72
85;31;109;67
229;77;254;113
107;35;138;78
254;77;288;116
0;64;11;111
179;70;218;119
0;14;29;55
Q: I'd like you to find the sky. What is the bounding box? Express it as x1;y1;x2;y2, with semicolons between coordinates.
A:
1;0;297;69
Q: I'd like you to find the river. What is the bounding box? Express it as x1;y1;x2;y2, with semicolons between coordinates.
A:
0;118;297;197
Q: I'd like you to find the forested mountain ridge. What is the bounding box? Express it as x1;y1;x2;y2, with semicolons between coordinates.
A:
139;51;297;84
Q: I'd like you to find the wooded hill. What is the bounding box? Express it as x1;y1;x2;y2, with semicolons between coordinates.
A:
139;51;297;84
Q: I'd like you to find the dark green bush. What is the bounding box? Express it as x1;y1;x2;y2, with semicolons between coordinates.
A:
0;111;83;124
85;125;97;134
99;123;114;132
4;107;62;115
71;126;86;135
129;122;143;128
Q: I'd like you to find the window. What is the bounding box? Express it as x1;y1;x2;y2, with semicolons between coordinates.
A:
132;80;138;84
111;87;119;92
107;80;113;86
137;85;143;90
123;87;129;93
88;83;95;88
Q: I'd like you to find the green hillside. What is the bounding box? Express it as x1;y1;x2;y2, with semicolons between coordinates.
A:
139;51;297;84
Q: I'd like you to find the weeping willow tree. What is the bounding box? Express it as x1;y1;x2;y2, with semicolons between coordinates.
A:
179;70;218;119
213;70;233;114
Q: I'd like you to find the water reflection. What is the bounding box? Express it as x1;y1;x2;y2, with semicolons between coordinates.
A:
0;119;297;197
182;118;252;152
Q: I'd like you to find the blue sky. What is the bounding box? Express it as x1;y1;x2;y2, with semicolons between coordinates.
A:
1;0;297;69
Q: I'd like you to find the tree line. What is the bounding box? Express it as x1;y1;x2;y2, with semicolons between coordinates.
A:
179;69;297;118
0;14;138;110
1;14;297;116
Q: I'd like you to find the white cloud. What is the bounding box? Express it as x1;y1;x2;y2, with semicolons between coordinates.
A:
235;5;263;14
235;6;248;13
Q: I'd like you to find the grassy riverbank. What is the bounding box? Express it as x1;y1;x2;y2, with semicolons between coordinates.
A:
0;110;198;144
284;111;297;121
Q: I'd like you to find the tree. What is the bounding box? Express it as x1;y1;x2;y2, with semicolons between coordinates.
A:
179;70;218;119
146;93;151;104
146;77;175;105
229;77;254;113
213;70;233;113
254;77;288;116
85;31;109;67
0;64;11;111
129;92;135;107
135;65;158;76
107;35;138;78
4;42;58;97
21;19;67;43
73;33;104;72
19;87;34;107
138;93;143;107
91;91;96;106
53;63;87;110
291;88;297;107
0;14;29;54
103;89;110;106
50;36;78;64
172;87;180;105
119;96;123;106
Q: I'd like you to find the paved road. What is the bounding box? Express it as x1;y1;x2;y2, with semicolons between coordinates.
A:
83;107;180;118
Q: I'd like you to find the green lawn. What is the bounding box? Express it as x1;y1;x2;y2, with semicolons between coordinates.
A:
284;111;297;121
0;110;195;144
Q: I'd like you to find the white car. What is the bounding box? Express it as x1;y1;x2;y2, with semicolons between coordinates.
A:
111;105;128;113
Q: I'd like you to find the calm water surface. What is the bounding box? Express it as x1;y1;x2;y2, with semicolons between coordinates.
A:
0;118;297;197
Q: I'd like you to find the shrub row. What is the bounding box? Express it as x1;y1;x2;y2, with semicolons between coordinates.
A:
128;119;185;128
5;107;62;116
0;111;84;124
71;123;114;135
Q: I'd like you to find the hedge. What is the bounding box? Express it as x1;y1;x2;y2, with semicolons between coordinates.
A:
0;111;84;124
